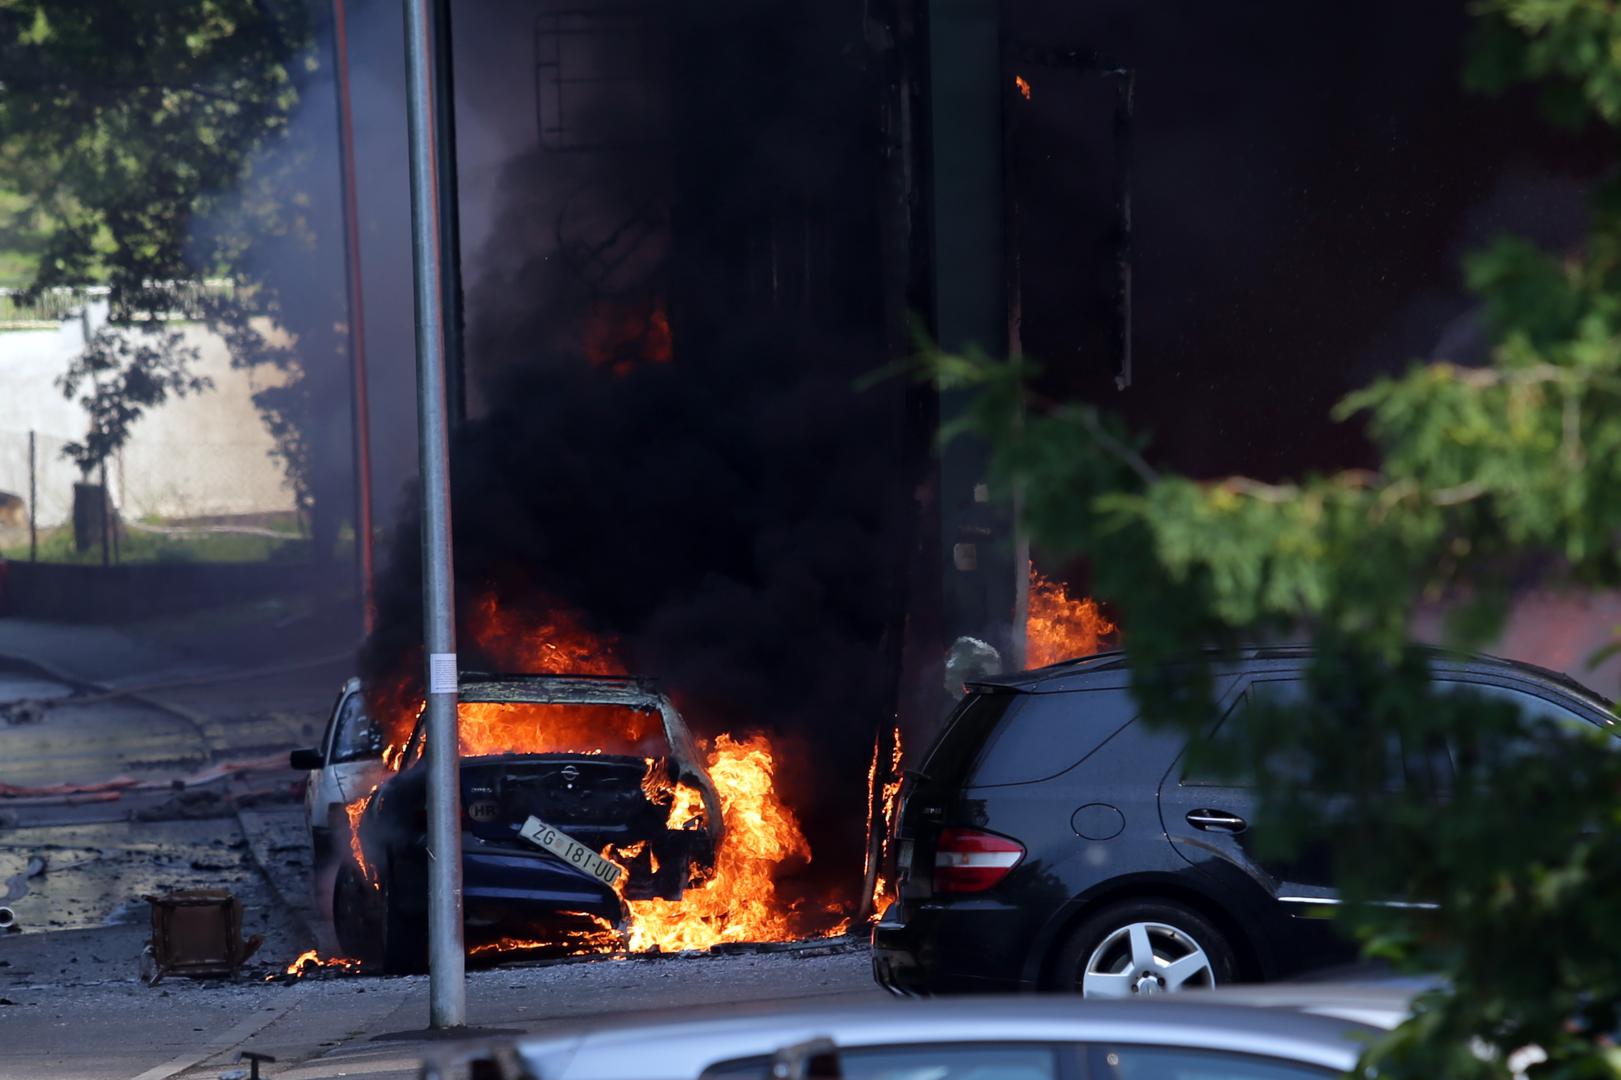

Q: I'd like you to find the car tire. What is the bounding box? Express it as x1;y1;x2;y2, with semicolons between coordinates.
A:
378;869;429;975
1055;899;1237;997
333;863;381;965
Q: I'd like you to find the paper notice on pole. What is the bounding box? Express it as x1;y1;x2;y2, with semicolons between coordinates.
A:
428;653;458;695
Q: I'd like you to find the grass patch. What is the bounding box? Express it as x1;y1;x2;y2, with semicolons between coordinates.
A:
1;523;310;564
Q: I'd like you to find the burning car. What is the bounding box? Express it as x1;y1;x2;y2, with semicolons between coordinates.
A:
334;673;724;972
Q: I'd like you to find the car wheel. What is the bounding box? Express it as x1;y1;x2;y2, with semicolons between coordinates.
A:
333;863;381;966
1056;900;1236;997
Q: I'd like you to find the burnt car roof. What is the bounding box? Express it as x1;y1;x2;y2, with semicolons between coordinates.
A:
970;645;1614;710
456;672;669;709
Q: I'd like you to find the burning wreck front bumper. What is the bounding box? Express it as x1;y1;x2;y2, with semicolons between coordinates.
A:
871;898;1035;996
394;832;625;927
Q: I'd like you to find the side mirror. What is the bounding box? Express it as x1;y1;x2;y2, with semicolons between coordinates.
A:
289;747;324;771
770;1038;842;1080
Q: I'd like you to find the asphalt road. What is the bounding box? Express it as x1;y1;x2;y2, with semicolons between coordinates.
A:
0;627;883;1080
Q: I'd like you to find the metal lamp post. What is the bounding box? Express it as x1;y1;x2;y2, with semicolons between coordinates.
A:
402;0;465;1029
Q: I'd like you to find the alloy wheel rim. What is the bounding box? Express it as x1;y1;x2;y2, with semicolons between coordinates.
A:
1080;920;1215;997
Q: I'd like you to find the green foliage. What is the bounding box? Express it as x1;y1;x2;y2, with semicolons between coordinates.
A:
54;326;212;476
0;1;307;295
1466;0;1621;126
921;6;1621;1076
0;1;320;497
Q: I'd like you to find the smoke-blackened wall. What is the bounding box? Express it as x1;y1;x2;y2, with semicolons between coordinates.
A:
1004;0;1608;482
363;0;917;916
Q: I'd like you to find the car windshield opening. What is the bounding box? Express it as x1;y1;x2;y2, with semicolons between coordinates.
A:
454;701;671;760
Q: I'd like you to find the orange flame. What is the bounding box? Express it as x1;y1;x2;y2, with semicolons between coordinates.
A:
1026;564;1115;668
347;787;378;885
1014;75;1032;100
458;700;666;760
366;594;824;957
284;949;362;977
584;298;672;375
468;913;622;958
612;732;811;952
865;726;904;917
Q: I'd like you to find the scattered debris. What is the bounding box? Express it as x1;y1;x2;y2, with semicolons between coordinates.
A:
132;788;226;822
234;1050;277;1080
2;855;46;904
268;949;364;982
0;700;45;725
143;890;263;984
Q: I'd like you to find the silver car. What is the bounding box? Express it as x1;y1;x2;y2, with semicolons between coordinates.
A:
426;984;1415;1080
289;677;389;919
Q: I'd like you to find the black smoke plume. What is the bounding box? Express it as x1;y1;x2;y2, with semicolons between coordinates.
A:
362;0;917;922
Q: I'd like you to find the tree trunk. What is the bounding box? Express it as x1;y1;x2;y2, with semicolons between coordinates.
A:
72;481;114;555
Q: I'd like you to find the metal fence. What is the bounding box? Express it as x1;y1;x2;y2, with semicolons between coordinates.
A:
0;431;75;555
0;281;236;331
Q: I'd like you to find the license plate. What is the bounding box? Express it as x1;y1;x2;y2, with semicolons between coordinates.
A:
518;816;624;887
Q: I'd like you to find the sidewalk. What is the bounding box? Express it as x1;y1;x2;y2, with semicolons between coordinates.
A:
0;943;875;1079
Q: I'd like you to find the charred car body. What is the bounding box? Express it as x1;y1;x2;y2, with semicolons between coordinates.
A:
335;674;723;972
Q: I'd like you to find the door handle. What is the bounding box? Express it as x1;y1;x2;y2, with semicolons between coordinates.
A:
1186;809;1247;833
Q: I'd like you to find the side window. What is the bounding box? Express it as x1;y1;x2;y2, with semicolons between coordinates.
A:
1181;679;1306;787
1093;1045;1334;1080
1438;680;1614;770
967;689;1137;787
330;694;382;764
1183;679;1447;794
1438;680;1608;740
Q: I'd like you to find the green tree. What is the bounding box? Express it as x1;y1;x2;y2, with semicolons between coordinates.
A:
926;5;1621;1076
0;2;352;557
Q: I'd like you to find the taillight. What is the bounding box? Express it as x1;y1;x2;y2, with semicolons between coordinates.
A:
933;827;1024;893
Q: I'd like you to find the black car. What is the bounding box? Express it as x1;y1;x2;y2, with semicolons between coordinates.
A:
872;646;1614;997
334;673;723;972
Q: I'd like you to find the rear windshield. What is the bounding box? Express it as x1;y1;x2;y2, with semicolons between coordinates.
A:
966;688;1137;786
923;692;1023;785
923;688;1136;787
405;701;670;764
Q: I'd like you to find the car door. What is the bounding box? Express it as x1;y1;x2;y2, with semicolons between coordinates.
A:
1157;675;1342;906
1160;674;1453;907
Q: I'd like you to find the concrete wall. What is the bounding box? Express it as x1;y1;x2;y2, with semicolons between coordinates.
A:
0;307;296;527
